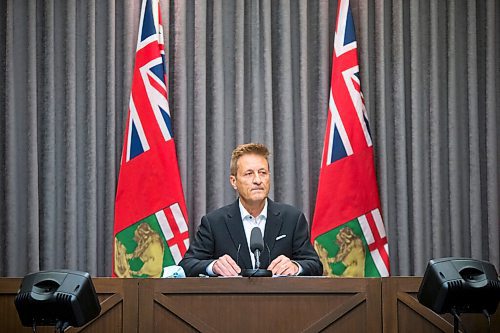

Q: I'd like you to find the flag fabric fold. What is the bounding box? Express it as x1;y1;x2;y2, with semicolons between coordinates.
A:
113;0;189;278
311;0;390;277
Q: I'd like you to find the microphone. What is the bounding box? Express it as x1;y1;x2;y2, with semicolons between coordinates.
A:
236;244;241;267
250;227;264;269
241;227;272;277
265;243;271;268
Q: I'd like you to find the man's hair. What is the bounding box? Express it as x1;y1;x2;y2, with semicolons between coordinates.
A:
230;143;270;176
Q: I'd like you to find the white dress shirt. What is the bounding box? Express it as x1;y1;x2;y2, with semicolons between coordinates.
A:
239;199;268;269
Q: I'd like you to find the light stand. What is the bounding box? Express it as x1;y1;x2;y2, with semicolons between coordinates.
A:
417;258;500;333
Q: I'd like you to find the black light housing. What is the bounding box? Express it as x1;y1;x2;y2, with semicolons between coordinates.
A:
14;270;101;331
417;257;500;315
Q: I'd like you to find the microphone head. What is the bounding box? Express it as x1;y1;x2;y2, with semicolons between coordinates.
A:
249;227;264;252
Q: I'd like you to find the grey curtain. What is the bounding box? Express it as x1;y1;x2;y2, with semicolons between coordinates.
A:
0;0;498;277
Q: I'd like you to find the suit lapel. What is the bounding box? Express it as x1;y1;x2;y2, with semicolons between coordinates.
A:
225;200;252;269
262;199;283;267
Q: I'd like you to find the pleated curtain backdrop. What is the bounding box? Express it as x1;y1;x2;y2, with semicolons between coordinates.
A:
0;0;498;277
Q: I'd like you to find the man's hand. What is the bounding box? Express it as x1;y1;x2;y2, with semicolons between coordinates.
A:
213;254;241;276
268;255;299;276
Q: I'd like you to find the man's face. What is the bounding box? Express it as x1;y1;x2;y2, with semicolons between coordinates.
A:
230;153;270;206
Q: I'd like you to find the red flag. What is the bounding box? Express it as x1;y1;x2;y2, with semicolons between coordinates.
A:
113;0;189;278
311;0;390;277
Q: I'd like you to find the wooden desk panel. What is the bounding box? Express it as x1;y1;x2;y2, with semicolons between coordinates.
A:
138;277;382;333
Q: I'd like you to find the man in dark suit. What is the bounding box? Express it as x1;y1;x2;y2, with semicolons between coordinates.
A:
179;143;322;277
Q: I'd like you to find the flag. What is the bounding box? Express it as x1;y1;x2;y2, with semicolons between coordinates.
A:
311;0;390;277
113;0;189;278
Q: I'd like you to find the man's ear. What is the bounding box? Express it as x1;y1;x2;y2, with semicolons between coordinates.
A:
229;175;237;189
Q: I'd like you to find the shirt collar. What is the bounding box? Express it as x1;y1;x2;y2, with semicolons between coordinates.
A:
238;198;268;221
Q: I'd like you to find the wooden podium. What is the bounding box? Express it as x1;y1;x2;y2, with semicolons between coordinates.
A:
0;277;498;332
138;277;380;332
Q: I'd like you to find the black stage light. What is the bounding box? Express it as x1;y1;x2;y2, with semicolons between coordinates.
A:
14;270;101;332
418;257;500;332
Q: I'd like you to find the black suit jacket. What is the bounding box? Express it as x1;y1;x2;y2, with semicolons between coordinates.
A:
179;199;323;277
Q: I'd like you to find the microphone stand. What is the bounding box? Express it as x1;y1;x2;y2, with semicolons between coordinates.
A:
241;249;272;277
